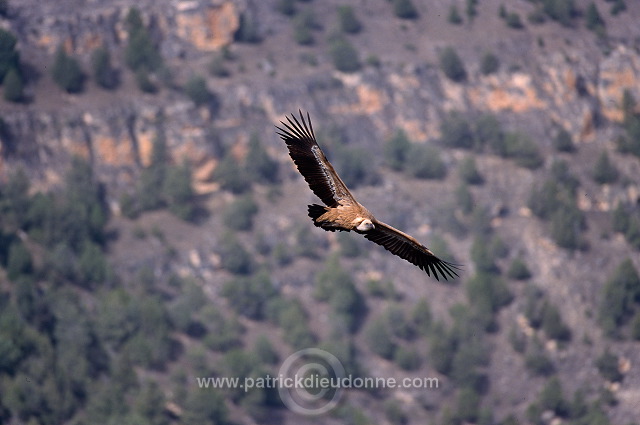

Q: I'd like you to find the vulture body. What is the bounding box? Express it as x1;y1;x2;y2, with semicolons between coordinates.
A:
276;111;459;281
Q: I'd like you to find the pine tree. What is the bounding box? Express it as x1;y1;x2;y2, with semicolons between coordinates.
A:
0;28;20;82
393;0;419;20
3;67;23;102
439;46;467;82
337;5;362;34
593;151;618;184
585;2;605;32
91;46;118;90
51;45;84;93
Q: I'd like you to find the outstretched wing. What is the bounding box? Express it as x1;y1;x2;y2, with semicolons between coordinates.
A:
364;221;460;281
276;110;355;208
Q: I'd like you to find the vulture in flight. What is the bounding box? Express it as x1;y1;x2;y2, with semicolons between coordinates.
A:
276;111;459;281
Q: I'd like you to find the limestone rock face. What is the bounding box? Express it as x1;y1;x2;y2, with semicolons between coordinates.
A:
1;0;640;202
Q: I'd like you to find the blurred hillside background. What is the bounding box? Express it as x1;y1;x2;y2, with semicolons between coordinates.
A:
1;0;640;424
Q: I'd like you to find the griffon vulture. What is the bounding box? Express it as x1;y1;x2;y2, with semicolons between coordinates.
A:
276;111;459;281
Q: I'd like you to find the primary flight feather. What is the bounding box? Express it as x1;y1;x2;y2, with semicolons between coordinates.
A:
276;110;459;281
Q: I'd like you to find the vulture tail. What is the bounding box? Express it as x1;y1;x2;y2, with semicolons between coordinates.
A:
307;204;341;232
308;204;328;222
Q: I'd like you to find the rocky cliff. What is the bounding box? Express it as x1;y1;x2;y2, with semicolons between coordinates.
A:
1;1;639;204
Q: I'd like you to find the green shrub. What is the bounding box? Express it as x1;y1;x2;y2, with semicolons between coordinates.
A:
293;13;315;45
213;152;251;194
553;127;575;152
598;258;640;337
507;257;532;280
455;387;481;423
6;241;32;281
51;46;85;93
585;2;605;32
525;348;555;376
78;241;109;286
138;129;168;211
538;377;569;416
184;75;212;106
459;156;484;185
466;272;513;313
329;36;361;73
385;305;414;340
253;336;279;365
542;0;577;27
245;133;279;184
480;51;499;75
393;0;419;20
124;8;163;72
550;204;586;250
223;272;278;320
268;297;316;349
610;0;627;16
440;110;474;149
276;0;296;16
3;67;23;102
383;399;407;425
365;317;396;359
505;12;524;29
91;46;118;89
596;349;623;382
509;325;527;353
394;346;421;371
439;46;467;82
470;236;498;273
498;4;507;19
541;302;572;341
338;232;364;258
429;322;456;375
183;387;228;425
466;0;478;20
456;183;473;214
497;132;543;169
474;113;503;149
337;5;362;34
630;312;640;340
218;233;253;274
405;144;446;179
135;69;157;93
164;162;197;221
528;162;579;221
333;145;379;188
314;256;353;301
612;202;630;234
624;217;640;250
366;278;400;299
329;275;366;333
0;28;19;83
384;129;412;171
528;8;547;25
209;54;231;77
410;297;432;335
448;4;463;24
593;151;618;184
223;194;259;231
551;159;580;192
528;180;566;220
235;12;261;43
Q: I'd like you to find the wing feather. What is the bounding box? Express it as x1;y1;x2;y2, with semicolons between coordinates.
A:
276;111;354;207
364;221;460;281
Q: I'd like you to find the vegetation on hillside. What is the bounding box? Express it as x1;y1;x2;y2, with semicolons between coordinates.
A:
1;1;640;424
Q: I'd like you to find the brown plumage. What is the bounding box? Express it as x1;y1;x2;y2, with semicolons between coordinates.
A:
276;110;460;281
